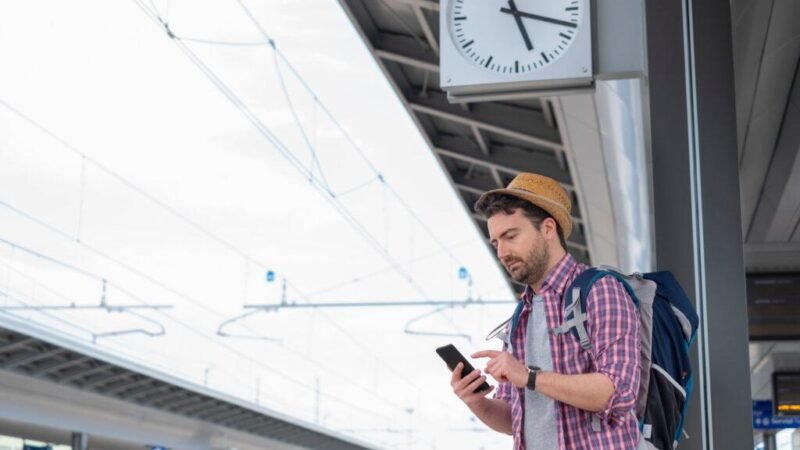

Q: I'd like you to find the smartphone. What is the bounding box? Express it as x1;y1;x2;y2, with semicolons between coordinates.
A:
436;344;491;393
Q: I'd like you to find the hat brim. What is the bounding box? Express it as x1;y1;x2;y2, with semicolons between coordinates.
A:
476;187;573;239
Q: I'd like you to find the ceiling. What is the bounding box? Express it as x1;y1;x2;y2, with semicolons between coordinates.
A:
731;0;800;273
0;317;376;450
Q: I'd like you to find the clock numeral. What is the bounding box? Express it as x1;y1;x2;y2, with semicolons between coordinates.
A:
541;52;549;63
484;56;494;68
462;39;474;49
454;16;467;21
559;32;571;40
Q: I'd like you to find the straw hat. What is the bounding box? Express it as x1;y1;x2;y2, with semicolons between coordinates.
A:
476;173;573;239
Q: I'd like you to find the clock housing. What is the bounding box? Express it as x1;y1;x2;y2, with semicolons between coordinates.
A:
440;0;593;98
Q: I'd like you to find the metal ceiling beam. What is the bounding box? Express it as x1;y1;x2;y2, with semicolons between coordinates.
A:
411;4;439;56
2;347;64;370
59;363;111;383
188;401;231;418
30;356;90;377
173;396;215;414
374;33;438;72
386;0;439;11
216;409;257;426
408;92;563;152
251;420;298;437
434;135;571;183
375;49;439;72
468;126;504;187
201;405;244;422
114;382;163;400
237;415;270;431
127;384;173;403
148;390;191;408
0;337;36;353
102;377;155;396
80;370;134;390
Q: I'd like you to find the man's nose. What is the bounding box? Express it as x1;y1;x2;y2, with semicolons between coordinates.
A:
496;242;508;260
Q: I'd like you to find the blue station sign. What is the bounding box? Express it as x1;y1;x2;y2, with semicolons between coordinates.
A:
753;400;800;429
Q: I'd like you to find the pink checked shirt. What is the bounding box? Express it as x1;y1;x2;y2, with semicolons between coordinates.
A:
495;254;641;449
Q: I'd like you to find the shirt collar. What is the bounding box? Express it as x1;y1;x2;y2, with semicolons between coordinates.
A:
523;253;577;300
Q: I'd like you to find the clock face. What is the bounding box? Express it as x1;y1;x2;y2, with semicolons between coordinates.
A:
448;0;584;74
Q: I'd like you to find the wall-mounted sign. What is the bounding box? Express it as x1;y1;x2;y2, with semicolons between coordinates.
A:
774;372;800;416
753;400;800;429
747;273;800;340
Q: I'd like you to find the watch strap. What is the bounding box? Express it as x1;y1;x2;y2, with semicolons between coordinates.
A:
526;365;541;390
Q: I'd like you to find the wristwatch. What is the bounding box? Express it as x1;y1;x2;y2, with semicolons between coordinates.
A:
526;365;542;391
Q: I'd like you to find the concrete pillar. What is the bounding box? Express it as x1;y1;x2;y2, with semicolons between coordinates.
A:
71;432;88;450
644;0;752;448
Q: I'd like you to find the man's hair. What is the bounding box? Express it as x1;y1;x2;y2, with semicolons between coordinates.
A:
474;193;567;250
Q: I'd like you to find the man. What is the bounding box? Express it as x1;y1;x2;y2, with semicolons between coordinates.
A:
450;172;640;449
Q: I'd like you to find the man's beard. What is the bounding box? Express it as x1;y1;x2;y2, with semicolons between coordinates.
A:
506;243;549;285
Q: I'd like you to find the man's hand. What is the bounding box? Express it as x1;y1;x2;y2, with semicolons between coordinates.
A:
472;350;528;389
450;362;493;406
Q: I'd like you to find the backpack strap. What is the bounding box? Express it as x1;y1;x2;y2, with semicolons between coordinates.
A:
506;299;527;348
553;285;592;351
552;268;603;352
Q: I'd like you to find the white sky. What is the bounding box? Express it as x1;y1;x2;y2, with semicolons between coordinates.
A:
0;1;515;449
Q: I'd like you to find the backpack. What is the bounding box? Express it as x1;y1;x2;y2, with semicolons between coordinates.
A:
555;266;699;450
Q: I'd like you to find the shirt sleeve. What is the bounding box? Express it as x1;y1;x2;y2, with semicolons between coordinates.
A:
584;275;641;425
493;322;513;403
494;380;512;403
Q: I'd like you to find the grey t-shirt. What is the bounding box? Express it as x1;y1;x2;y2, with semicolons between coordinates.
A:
524;294;559;450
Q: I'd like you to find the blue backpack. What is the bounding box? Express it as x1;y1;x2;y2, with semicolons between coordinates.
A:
555;267;699;449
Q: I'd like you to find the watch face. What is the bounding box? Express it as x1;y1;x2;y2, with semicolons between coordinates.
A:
448;0;584;74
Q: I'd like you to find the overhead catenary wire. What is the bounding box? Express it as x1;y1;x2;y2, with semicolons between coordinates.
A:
178;2;474;347
0;4;500;442
0;8;500;444
0;232;402;422
180;37;266;47
272;50;334;192
0;204;441;419
0;99;435;398
130;1;442;307
143;0;471;338
0;65;463;429
0;279;313;421
234;0;464;268
1;0;482;422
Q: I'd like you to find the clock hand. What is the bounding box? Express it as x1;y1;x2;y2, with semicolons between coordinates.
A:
499;8;578;29
504;0;533;51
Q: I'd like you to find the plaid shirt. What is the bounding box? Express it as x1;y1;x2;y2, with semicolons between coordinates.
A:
495;254;640;449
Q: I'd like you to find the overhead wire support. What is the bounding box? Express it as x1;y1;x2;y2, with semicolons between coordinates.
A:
0;202;418;419
0;237;173;342
227;0;474;339
131;1;438;305
239;298;515;342
242;299;514;309
233;0;465;268
126;1;479;400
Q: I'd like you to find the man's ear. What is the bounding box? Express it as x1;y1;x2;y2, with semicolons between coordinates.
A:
542;217;558;241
